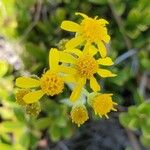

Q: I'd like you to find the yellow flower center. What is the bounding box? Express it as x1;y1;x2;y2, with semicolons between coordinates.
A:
92;94;116;118
81;18;107;42
71;105;89;127
76;55;98;79
40;70;64;96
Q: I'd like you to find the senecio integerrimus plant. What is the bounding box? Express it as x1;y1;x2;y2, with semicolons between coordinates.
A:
15;12;117;127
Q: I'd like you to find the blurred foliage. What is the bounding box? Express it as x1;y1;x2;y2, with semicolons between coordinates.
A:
37;99;73;142
120;102;150;148
0;61;39;150
0;60;74;149
0;0;150;149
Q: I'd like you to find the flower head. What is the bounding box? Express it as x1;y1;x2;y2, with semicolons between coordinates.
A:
15;70;64;104
91;94;117;118
15;49;64;104
76;54;98;78
40;70;64;96
70;104;89;127
61;12;110;57
56;48;116;102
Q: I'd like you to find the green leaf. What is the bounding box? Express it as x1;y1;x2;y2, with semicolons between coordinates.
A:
49;125;61;142
133;89;144;105
0;108;14;120
137;24;148;32
126;28;141;39
13;108;25;122
138;103;150;116
0;121;24;133
55;8;66;23
0;143;15;150
20;132;30;149
29;133;39;148
34;117;51;130
110;68;130;86
141;58;150;69
61;126;72;138
128;118;139;130
114;2;126;16
128;106;138;116
41;99;59;115
141;120;150;136
25;43;47;63
119;112;139;130
119;113;132;128
0;61;8;77
127;9;141;25
140;135;150;148
55;116;67;127
0;133;11;143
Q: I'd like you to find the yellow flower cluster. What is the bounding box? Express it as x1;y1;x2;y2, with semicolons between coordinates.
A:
15;89;41;117
15;12;117;126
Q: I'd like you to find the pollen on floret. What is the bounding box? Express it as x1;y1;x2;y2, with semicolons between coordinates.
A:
70;105;89;127
40;70;64;96
76;55;98;79
80;17;109;42
15;89;30;106
92;94;117;118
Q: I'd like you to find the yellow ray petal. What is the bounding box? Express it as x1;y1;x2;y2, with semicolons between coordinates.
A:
83;42;90;53
23;90;44;104
88;45;98;56
59;52;76;64
49;48;60;70
113;102;118;105
61;21;80;32
57;66;77;74
75;12;88;18
97;41;107;58
65;36;84;49
98;19;109;25
70;78;86;102
105;93;113;96
63;75;76;83
64;48;82;57
97;57;114;66
90;77;101;92
97;69;117;78
103;34;110;43
105;114;109;119
16;77;40;88
112;108;117;111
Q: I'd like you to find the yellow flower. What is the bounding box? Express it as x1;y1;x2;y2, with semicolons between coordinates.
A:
15;48;64;104
55;48;116;102
70;104;89;127
61;12;110;57
15;70;64;104
91;93;117;118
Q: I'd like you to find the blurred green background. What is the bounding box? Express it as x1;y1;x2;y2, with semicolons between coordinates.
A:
0;0;150;150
